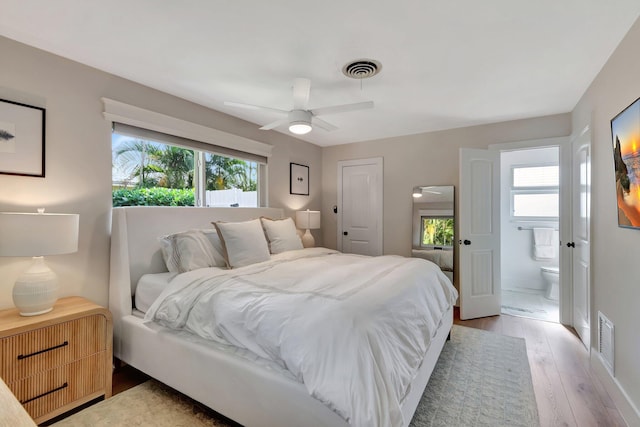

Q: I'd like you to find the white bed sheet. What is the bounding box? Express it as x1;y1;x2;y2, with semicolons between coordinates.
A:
145;248;458;427
134;272;177;313
135;272;298;380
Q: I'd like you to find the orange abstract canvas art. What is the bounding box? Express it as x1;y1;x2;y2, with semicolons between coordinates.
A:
611;97;640;228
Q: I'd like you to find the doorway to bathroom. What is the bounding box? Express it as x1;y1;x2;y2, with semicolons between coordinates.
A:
500;146;560;322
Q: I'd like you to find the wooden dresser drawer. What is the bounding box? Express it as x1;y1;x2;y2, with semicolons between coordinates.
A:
8;353;106;421
0;297;112;423
0;315;107;383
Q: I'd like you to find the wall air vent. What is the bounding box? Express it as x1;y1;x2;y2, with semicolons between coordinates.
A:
342;59;382;79
597;311;615;376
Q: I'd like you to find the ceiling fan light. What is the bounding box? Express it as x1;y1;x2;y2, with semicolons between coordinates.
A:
288;110;313;134
289;122;312;135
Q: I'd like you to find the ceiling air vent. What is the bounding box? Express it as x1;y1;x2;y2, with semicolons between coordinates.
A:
342;59;382;79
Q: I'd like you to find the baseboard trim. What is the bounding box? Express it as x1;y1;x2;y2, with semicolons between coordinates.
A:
590;349;640;426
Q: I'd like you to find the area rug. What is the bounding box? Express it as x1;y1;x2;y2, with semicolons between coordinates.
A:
409;325;539;427
52;325;538;427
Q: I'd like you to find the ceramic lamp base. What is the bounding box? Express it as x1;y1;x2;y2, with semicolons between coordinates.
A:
301;229;315;248
12;256;59;316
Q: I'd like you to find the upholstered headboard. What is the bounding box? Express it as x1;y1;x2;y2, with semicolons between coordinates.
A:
109;206;284;328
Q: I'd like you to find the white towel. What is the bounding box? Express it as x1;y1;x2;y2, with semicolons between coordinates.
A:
533;227;555;260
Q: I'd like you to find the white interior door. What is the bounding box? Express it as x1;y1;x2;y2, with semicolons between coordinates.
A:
459;148;501;320
571;130;591;349
337;158;383;256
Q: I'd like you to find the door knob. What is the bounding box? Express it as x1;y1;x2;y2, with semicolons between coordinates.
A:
343;231;348;236
566;242;575;248
459;239;471;245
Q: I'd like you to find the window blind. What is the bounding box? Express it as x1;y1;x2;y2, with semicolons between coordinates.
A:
113;123;267;164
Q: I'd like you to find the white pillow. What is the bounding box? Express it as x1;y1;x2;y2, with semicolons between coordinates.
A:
260;217;303;254
159;229;227;273
213;219;271;268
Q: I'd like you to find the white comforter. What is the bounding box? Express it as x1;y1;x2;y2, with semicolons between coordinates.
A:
145;248;458;427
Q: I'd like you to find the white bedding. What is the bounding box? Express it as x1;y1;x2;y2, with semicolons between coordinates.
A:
135;272;177;313
145;248;458;427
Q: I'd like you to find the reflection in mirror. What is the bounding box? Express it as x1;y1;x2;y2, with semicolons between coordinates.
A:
412;186;455;287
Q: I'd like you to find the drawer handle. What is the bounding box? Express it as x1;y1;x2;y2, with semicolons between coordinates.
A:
17;341;69;360
21;382;68;404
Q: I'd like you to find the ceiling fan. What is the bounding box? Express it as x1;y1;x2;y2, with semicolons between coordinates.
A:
412;186;443;198
224;78;374;135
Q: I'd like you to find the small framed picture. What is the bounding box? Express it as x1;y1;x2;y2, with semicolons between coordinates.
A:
0;99;46;177
290;162;309;195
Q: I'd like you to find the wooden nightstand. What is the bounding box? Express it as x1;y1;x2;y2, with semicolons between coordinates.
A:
0;296;112;424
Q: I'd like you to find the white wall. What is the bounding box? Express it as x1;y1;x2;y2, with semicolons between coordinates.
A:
500;147;559;292
572;17;640;420
0;36;322;310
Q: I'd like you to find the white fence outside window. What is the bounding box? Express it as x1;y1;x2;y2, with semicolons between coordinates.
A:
205;189;257;207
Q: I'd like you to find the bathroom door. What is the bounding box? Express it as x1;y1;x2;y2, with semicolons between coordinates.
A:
571;129;591;349
459;148;501;320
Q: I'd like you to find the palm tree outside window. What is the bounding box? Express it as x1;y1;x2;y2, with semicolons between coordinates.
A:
112;134;258;207
421;217;454;247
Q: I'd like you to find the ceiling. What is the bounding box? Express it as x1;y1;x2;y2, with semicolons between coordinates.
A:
1;1;639;147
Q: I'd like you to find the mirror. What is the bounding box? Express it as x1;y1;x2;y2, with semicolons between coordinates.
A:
411;186;455;286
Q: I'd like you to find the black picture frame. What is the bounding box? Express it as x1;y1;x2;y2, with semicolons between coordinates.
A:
0;98;46;177
611;96;640;229
290;162;309;195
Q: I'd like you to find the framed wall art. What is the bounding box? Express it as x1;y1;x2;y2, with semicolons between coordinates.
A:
290;162;309;195
611;96;640;229
0;99;46;177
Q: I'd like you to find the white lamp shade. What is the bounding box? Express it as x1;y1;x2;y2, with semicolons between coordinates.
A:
296;210;321;230
0;212;79;257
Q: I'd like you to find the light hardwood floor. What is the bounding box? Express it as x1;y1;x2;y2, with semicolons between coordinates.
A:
454;308;626;427
111;309;627;427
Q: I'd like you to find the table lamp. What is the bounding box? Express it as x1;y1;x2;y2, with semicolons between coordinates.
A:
0;209;79;316
295;209;320;248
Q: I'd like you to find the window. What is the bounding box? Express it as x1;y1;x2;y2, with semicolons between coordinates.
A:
421;217;454;248
112;133;259;207
511;165;559;220
203;152;258;207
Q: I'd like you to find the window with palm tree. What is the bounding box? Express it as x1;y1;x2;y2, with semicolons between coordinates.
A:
204;153;257;192
112;134;259;207
421;217;454;247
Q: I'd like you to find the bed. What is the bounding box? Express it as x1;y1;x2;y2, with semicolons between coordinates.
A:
109;206;457;427
411;249;454;283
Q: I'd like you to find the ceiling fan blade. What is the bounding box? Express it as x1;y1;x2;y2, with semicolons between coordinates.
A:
259;118;289;130
292;78;311;110
313;117;338;132
421;186;443;194
310;101;374;116
224;101;288;114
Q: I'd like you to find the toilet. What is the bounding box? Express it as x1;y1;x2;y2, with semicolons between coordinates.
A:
540;266;560;301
